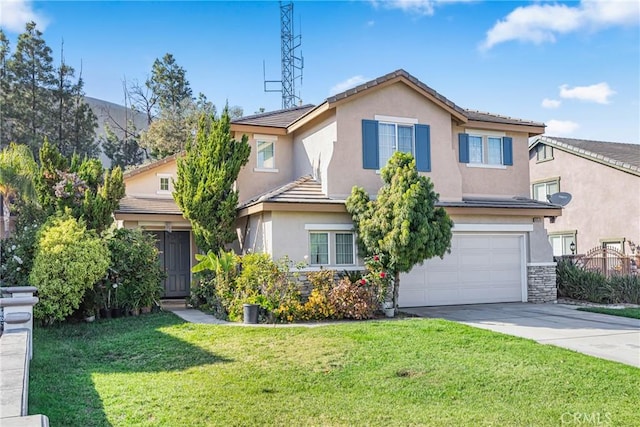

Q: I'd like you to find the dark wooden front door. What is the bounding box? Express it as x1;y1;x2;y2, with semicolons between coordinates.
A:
153;231;191;298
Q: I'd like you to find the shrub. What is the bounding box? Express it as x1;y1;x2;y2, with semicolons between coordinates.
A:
29;213;110;324
104;228;165;311
0;202;46;286
556;259;639;304
608;275;640;305
302;270;336;320
329;277;377;320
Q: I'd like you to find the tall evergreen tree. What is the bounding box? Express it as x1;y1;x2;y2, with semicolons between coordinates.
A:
6;22;56;154
0;30;12;148
101;122;143;169
174;107;250;253
147;53;193;112
346;152;454;310
51;46;98;158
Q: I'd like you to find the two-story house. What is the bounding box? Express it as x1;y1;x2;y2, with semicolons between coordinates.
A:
116;69;561;307
529;136;640;256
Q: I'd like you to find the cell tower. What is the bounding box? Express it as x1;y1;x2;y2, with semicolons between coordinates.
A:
264;1;304;109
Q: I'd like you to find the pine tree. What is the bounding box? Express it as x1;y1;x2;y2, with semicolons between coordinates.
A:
174;107;250;252
147;53;193;111
346;152;454;310
101;122;143;169
7;22;56;155
0;30;12;148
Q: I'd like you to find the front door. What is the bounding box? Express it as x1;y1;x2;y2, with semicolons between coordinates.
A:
153;231;191;298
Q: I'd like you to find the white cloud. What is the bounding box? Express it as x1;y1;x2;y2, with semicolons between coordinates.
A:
369;0;474;16
481;0;639;50
559;82;616;104
329;75;369;95
542;98;562;109
545;119;579;136
0;0;49;32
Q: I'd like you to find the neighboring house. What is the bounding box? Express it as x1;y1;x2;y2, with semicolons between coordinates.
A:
529;136;640;256
115;69;561;307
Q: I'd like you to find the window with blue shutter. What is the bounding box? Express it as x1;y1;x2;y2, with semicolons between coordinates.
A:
459;132;513;166
362;119;379;169
415;124;431;172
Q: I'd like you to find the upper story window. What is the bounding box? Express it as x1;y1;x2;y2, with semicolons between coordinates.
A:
254;134;278;173
459;131;512;168
157;174;172;194
536;144;553;162
362;117;431;172
379;122;414;167
532;178;559;202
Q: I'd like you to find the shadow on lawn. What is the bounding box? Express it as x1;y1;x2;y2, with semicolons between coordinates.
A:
29;313;230;427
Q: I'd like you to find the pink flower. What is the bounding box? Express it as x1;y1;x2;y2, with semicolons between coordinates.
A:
359;279;367;286
373;255;380;261
379;271;386;279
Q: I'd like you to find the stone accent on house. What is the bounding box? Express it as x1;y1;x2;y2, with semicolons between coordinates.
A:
527;262;557;303
294;269;365;299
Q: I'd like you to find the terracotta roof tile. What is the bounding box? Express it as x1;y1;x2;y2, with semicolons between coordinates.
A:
116;196;182;215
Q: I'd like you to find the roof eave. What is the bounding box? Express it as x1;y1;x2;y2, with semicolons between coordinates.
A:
466;120;545;137
287;103;331;133
230;123;288;136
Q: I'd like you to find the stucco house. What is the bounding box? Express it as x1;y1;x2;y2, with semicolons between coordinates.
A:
529;136;640;256
115;69;561;307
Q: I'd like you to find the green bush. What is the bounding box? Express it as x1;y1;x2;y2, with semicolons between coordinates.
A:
29;213;110;324
0;202;46;286
556;259;638;304
104;228;165;311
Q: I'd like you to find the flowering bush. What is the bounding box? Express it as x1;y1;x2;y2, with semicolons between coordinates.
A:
362;254;393;304
0;202;46;286
301;270;336;320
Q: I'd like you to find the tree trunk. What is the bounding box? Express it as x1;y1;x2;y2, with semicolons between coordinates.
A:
393;270;401;310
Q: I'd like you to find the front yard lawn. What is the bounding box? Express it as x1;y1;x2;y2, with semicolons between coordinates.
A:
578;306;640;319
30;313;639;426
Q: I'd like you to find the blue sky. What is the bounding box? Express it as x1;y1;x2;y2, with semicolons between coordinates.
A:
2;0;639;143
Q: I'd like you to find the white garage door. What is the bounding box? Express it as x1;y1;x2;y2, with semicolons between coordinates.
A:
398;234;525;307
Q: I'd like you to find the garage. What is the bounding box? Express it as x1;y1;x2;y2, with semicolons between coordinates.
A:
398;234;526;307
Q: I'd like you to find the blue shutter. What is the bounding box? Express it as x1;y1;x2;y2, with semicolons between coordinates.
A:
458;133;469;163
503;137;513;166
414;124;431;172
362;119;379;170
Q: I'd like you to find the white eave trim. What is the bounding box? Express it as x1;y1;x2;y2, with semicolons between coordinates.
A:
453;223;534;232
305;223;354;231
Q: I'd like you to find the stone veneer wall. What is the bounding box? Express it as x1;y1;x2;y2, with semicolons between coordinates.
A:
527;263;557;303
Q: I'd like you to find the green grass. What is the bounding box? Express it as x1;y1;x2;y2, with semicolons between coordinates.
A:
29;313;639;426
578;306;640;319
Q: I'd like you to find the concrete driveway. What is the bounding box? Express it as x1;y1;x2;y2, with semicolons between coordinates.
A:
402;303;640;368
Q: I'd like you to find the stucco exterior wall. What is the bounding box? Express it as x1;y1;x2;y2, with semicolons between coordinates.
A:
125;160;177;198
235;132;294;205
235;212;272;255
329;83;463;201
452;124;532;198
529;147;640;253
292;116;337;196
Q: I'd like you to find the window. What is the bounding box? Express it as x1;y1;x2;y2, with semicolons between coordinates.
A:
362;119;431;172
378;123;414;167
549;233;576;256
458;132;513;166
309;233;329;265
307;227;356;266
601;238;625;253
536;144;553;162
257;140;275;169
160;177;169;191
335;233;354;265
532;179;559;202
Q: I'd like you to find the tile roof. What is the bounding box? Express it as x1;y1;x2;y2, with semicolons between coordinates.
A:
116;196;182;215
238;175;344;209
532;136;640;175
438;196;561;209
123;153;181;178
326;69;467;117
231;104;316;128
465;110;544;127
